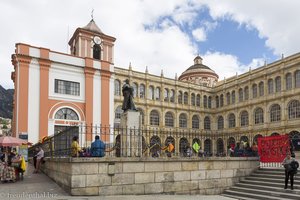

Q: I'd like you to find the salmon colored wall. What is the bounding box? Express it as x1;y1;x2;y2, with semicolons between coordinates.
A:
16;44;31;135
39;48;51;140
11;59;18;137
100;61;111;141
84;58;95;141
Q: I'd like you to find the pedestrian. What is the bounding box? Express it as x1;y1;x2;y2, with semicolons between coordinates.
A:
34;147;44;173
33;147;39;169
282;151;296;190
71;136;81;157
91;135;106;157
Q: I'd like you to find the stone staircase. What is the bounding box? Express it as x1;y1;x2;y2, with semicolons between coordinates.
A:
222;168;300;200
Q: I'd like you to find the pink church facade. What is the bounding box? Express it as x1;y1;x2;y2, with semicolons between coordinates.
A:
11;20;115;143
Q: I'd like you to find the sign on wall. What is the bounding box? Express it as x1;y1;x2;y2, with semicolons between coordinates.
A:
258;134;290;163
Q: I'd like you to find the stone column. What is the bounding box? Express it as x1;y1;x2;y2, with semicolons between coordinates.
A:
120;111;141;157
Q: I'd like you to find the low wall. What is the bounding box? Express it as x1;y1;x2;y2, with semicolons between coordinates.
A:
41;157;259;196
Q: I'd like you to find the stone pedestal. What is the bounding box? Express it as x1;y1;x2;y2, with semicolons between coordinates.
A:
120;111;141;157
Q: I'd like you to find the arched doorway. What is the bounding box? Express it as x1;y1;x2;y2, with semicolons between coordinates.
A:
204;138;212;157
253;134;263;145
227;137;236;148
271;132;280;136
179;137;189;157
150;135;161;157
289;131;300;151
53;107;80;156
216;138;225;156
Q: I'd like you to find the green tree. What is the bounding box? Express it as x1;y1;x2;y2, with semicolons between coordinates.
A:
2;124;8;129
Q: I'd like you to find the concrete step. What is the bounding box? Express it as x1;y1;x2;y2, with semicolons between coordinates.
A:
222;189;290;200
250;173;286;179
254;170;285;175
240;179;300;190
245;176;300;185
236;182;300;195
229;186;300;200
221;193;264;200
258;168;285;172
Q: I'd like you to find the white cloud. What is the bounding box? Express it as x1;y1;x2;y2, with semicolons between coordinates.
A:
0;0;196;88
202;21;218;31
1;0;300;90
192;28;207;42
202;51;265;80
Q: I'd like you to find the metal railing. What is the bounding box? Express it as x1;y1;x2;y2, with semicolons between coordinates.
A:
28;125;259;159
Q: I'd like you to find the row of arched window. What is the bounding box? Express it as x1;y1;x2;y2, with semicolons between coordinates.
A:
217;70;300;107
115;71;300;109
114;79;214;108
115;100;300;129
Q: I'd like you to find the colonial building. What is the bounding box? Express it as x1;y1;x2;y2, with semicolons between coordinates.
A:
11;19;300;151
11;19;115;143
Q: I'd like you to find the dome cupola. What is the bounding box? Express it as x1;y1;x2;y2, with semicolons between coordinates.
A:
178;56;218;87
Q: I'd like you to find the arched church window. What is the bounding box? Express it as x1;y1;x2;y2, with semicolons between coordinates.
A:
54;108;79;120
204;116;211;130
228;113;236;128
165;112;174;127
216;138;224;156
252;84;257;98
150;110;160;126
254;107;264;124
204;139;212;156
286;73;292;90
179;113;187;128
114;80;121;96
132;82;138;98
240;111;249;127
288;100;300;119
93;44;101;60
268;79;274;94
139;84;145;98
231;91;236;104
275;76;281;92
115;106;123;119
196;94;200;107
270;104;281;122
208;96;212;108
192;115;199;129
217;116;224;130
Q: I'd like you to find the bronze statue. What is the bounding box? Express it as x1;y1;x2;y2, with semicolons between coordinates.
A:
122;79;137;111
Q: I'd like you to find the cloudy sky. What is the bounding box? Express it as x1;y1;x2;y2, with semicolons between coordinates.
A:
1;0;300;89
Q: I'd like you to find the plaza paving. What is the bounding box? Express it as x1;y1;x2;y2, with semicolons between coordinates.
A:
0;163;235;200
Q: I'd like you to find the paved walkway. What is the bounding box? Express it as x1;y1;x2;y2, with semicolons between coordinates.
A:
0;163;234;200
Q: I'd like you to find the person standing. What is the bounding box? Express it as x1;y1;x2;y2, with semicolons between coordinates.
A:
282;151;296;190
71;136;81;157
91;135;106;157
34;147;44;173
33;147;39;169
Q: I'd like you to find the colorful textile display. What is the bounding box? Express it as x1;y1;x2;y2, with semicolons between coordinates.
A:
258;134;290;162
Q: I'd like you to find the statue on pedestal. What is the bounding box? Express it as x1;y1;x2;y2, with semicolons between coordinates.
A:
122;79;137;112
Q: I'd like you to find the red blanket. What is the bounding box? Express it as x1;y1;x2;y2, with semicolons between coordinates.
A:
258;134;290;162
